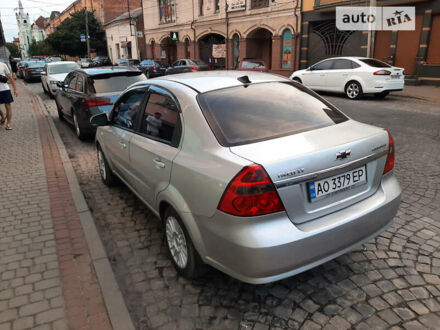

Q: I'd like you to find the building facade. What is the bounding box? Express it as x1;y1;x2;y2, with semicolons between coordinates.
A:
300;0;440;84
105;8;146;62
143;0;301;76
15;0;33;57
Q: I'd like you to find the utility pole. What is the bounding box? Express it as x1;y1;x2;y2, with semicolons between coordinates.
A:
366;0;376;58
85;7;91;58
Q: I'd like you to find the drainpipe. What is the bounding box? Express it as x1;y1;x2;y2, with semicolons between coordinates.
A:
226;2;229;69
293;0;300;71
191;0;196;58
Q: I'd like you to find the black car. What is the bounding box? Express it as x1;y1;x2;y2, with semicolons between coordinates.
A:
17;60;30;79
116;59;140;67
23;61;46;82
54;67;147;140
92;56;112;67
165;59;209;75
138;59;167;78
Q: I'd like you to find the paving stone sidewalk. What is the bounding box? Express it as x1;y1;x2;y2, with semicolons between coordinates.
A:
0;81;112;330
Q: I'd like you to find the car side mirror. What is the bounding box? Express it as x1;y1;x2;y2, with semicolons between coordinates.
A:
56;81;63;88
308;67;313;71
90;113;109;127
41;71;46;76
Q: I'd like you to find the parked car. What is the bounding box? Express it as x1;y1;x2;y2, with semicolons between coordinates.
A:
17;60;30;79
46;56;62;63
91;56;112;67
41;61;80;98
165;59;209;75
90;71;401;284
116;58;140;67
290;57;405;100
55;67;146;140
78;58;93;68
238;59;269;72
23;61;46;82
138;59;167;78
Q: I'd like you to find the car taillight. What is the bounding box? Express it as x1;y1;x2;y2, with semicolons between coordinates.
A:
218;165;285;217
190;65;197;71
26;68;34;71
383;130;395;174
85;98;111;107
374;70;391;75
152;65;156;71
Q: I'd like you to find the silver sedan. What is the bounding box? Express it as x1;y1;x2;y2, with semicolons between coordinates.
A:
91;71;401;284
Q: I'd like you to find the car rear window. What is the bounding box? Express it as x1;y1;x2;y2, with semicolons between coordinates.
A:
189;59;206;65
141;60;154;65
48;63;80;74
197;82;348;146
241;60;265;69
89;73;146;93
360;59;391;68
28;61;45;68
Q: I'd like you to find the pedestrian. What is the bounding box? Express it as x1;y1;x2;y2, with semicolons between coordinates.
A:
0;61;18;130
9;56;18;79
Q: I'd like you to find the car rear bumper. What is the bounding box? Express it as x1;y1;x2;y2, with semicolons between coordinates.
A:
365;79;404;93
196;173;401;284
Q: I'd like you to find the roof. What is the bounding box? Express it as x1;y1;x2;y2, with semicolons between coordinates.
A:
76;66;140;76
49;11;60;20
104;8;143;26
34;16;46;29
150;71;289;93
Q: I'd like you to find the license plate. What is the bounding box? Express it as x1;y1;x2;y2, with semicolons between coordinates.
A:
391;74;400;79
308;166;367;202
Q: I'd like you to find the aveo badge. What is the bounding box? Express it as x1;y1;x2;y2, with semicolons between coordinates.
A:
336;7;415;31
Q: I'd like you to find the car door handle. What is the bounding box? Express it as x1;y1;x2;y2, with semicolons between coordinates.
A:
153;158;165;169
119;141;127;149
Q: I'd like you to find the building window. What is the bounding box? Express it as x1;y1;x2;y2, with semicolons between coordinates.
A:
282;29;293;69
251;0;269;9
159;0;175;24
116;43;120;59
199;0;203;16
215;0;220;13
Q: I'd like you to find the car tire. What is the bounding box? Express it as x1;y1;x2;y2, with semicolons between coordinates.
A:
345;81;363;100
164;207;204;279
42;82;48;94
374;91;389;99
97;145;117;186
292;77;302;84
73;111;87;140
55;100;64;121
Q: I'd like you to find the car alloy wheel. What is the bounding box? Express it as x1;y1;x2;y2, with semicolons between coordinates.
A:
346;82;362;99
165;215;188;269
97;149;107;181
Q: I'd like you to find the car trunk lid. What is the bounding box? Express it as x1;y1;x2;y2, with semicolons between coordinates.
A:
230;121;389;224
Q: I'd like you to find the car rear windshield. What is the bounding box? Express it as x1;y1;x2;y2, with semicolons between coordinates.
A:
241;60;265;69
360;59;391;68
89;73;146;93
189;59;206;66
48;63;79;74
197;82;348;146
28;62;45;68
140;60;154;65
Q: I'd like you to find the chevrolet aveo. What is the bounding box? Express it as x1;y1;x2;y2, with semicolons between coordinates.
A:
91;71;401;284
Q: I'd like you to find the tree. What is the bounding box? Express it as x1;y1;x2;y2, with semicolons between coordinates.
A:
46;9;107;57
28;40;55;56
6;42;20;58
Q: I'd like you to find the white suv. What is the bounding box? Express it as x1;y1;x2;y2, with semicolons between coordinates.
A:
290;57;404;100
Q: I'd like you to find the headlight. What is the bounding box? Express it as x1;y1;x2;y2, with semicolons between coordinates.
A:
49;80;58;85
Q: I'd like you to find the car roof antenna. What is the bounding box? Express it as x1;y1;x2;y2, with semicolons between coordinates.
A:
237;75;251;86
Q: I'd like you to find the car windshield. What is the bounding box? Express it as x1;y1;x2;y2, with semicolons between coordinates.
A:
48;63;80;74
89;73;146;93
197;82;348;146
360;59;391;68
241;60;265;69
27;62;46;68
140;60;154;65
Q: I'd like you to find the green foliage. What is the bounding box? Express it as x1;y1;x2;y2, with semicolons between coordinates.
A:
5;43;20;58
28;40;56;56
46;9;107;57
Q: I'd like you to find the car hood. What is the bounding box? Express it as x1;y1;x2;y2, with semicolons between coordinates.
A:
47;73;69;82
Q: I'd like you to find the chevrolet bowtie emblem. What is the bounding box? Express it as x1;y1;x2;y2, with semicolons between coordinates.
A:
336;150;351;160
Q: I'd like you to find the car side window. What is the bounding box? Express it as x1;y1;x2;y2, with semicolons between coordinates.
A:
172;61;180;67
332;59;354;70
351;61;361;69
311;60;334;71
68;74;77;89
140;87;181;147
75;75;84;92
112;89;146;129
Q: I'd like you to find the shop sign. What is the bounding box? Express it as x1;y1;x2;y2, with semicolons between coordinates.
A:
227;0;246;12
212;44;226;58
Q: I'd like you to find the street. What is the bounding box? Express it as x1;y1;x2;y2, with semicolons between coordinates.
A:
26;81;440;330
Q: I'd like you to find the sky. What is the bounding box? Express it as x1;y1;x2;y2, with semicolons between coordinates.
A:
1;0;73;42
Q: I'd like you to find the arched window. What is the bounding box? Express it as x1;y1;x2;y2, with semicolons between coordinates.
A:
233;34;240;69
184;38;190;58
281;29;293;69
151;40;156;59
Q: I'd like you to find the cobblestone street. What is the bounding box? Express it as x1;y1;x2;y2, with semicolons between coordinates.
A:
27;81;440;330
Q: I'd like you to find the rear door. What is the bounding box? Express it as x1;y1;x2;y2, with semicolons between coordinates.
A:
100;87;147;183
129;86;182;208
59;73;77;118
326;59;360;92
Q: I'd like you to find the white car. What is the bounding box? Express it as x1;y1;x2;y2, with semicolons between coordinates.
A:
41;61;80;98
290;57;404;100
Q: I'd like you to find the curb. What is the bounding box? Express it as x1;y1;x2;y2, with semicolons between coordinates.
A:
35;95;136;330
